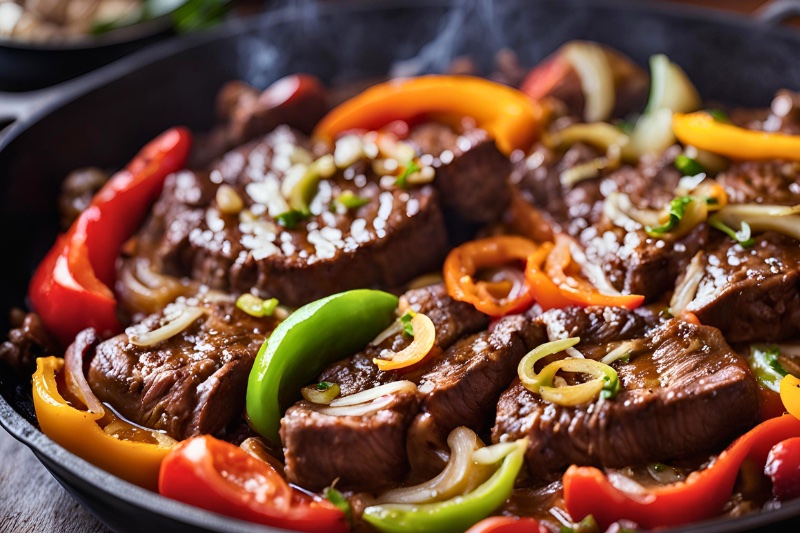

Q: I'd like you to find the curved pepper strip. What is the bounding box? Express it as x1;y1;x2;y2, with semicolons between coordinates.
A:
313;75;544;155
246;289;399;443
32;356;173;491
780;374;800;420
28;127;192;345
673;112;800;161
443;236;539;317
563;414;800;530
362;439;526;533
526;234;644;310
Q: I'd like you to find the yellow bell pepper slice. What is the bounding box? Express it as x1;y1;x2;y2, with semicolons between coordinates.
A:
673;112;800;161
780;374;800;421
32;356;173;491
313;75;545;156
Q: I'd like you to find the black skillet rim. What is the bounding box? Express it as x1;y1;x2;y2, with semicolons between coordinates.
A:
2;1;800;531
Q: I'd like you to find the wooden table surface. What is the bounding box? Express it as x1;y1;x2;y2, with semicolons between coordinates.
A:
0;1;793;532
0;429;110;533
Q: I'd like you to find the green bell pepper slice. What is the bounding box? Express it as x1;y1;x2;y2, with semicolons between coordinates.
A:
749;344;787;393
362;439;527;533
246;289;399;442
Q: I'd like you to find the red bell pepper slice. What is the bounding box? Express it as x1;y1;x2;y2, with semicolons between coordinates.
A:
563;414;800;529
159;435;347;533
465;516;549;533
28;127;191;345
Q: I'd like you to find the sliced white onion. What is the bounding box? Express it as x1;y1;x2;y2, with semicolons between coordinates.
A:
670;251;705;315
603;192;662;232
127;306;206;347
376;427;483;504
674;173;707;195
565;347;585;359
646;54;701;114
371;319;404;346
314;395;396;417
472;441;520;466
328;381;416;407
606;470;649;496
626;107;676;158
600;341;638;365
563;42;615;122
713;203;800;242
569;241;621;296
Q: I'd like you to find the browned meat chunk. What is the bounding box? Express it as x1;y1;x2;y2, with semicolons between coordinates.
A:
136;126;448;307
493;311;758;475
281;284;488;491
281;392;419;492
0;310;59;371
407;123;512;226
407;314;546;476
717;160;800;205
684;232;800;343
87;300;275;440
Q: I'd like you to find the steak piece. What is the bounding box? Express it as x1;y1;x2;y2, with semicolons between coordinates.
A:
493;314;758;475
88;299;275;440
282;284;488;491
407;123;512;226
407;314;546;476
281;392;419;492
136;126;448;307
717;160;800;205
684;232;800;343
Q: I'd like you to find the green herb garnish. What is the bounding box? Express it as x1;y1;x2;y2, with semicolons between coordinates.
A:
706;109;731;124
709;218;755;248
335;190;370;210
400;311;416;337
275;210;308;229
395;160;420;189
325;487;353;526
675;154;705;177
600;375;621;400
236;294;280;318
645;196;693;236
316;382;334;391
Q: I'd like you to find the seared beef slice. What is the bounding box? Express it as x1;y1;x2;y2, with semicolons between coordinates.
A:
493;313;758;475
137;126;448;307
88;301;274;440
684;233;800;343
281;284;488;491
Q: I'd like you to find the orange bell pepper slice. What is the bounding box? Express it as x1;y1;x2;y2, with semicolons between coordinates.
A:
444;236;539;317
780;374;800;421
313;75;544;156
32;356;174;491
563;414;800;529
526;234;644;310
673;111;800;161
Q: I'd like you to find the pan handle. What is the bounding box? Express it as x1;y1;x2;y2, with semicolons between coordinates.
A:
757;0;800;25
0;88;60;144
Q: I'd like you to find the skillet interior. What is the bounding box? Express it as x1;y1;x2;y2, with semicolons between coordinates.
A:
2;0;800;531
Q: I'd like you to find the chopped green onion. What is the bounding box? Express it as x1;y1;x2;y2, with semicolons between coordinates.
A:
302;382;341;405
674;154;705;177
236;294;280;318
645;196;693;236
335;191;370;210
275;209;307;229
395;160;420;189
749;345;787;393
400;311;416;337
519;338;621;406
706;108;731;123
325;487;353;525
709;218;754;248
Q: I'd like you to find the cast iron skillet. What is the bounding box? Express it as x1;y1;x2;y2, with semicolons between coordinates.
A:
2;0;800;531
